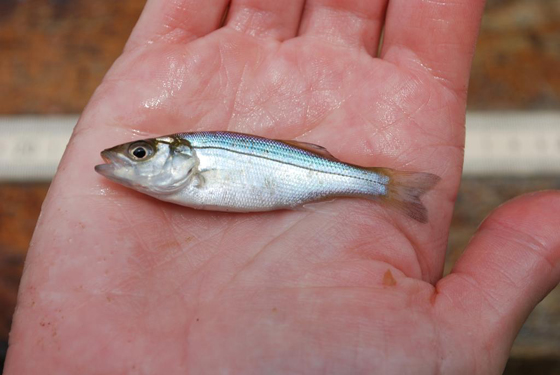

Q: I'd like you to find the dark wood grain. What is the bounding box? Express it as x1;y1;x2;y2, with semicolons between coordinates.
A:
469;0;560;110
0;0;145;114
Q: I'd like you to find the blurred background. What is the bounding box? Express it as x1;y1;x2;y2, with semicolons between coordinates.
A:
0;0;559;373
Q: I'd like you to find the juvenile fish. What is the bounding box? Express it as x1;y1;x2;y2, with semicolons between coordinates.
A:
95;131;440;223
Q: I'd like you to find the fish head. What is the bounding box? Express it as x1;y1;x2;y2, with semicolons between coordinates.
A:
95;135;197;194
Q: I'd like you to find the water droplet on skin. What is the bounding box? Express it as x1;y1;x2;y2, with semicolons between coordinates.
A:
98;187;111;196
90;186;118;197
143;98;161;109
128;128;153;138
142;90;170;109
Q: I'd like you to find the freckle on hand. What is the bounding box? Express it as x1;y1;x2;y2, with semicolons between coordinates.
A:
383;269;397;286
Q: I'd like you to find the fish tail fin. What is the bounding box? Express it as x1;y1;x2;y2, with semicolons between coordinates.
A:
377;169;441;223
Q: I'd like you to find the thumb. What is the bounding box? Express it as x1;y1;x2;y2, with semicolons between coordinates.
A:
435;191;560;369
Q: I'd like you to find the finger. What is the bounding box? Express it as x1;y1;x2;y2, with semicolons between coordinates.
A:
125;0;230;50
381;0;485;95
225;0;306;41
436;191;560;350
298;0;389;55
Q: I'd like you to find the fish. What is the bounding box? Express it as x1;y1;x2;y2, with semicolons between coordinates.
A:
95;131;440;223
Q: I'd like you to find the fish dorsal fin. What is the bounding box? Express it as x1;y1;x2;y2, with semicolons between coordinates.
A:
281;140;340;161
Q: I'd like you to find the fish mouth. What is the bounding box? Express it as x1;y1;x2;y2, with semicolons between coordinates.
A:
94;150;120;178
95;149;138;190
101;151;112;164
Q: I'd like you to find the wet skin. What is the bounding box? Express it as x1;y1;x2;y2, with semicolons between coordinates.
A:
5;0;560;374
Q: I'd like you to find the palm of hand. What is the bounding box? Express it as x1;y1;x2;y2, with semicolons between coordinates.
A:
6;2;560;374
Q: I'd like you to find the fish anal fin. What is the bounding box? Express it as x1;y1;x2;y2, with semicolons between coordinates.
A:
281;140;340;161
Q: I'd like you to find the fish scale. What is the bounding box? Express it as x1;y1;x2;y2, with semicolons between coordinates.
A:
173;133;385;211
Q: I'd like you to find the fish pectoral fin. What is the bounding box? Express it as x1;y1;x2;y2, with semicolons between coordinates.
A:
191;174;205;188
189;170;206;188
280;140;340;161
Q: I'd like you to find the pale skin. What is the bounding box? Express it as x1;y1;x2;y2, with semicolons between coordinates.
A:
5;0;560;373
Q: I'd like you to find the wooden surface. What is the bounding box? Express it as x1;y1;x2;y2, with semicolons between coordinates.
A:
0;0;145;114
1;0;559;373
469;0;560;110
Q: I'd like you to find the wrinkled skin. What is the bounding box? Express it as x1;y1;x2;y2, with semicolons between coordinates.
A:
5;1;560;374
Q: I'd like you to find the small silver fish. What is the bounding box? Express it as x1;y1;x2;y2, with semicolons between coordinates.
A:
95;131;440;222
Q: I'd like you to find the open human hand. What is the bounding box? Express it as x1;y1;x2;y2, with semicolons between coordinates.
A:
6;0;560;373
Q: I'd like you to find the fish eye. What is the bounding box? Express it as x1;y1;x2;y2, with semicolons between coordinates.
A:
128;142;153;160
